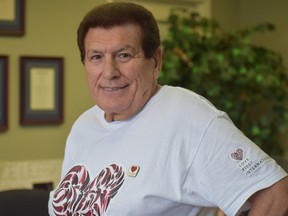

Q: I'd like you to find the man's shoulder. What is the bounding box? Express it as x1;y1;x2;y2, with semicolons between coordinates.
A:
160;85;223;119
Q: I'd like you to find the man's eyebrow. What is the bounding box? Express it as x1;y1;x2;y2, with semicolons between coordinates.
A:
115;45;134;52
86;49;101;54
86;45;139;54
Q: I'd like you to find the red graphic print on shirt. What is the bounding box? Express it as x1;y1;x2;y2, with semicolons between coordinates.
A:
52;164;125;216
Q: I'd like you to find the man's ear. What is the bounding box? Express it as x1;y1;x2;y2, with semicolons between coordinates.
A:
153;47;163;80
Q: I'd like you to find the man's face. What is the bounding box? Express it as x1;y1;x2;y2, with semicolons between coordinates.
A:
84;23;161;121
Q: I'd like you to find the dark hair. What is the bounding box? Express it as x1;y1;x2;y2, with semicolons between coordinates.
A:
77;2;160;63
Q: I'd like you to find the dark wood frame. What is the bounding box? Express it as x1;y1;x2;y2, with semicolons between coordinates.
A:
0;0;25;36
0;56;8;131
20;56;64;125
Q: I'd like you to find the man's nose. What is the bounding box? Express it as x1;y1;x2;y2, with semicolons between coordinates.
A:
102;57;120;79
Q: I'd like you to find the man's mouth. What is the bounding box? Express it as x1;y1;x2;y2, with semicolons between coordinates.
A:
103;85;128;92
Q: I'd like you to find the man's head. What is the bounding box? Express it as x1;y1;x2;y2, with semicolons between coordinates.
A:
77;2;160;63
78;2;162;122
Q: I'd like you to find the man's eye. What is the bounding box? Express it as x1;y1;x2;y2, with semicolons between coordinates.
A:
118;53;132;59
90;54;102;61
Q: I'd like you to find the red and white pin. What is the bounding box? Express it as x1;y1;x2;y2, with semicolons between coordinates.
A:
128;165;140;177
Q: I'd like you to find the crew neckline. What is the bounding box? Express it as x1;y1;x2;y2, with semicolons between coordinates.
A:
95;85;168;130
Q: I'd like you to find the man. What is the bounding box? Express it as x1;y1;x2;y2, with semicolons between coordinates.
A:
49;2;288;215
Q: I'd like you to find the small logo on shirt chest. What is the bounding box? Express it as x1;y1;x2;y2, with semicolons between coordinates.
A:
128;165;140;177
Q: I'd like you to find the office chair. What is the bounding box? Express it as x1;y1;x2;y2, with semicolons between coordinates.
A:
0;189;49;216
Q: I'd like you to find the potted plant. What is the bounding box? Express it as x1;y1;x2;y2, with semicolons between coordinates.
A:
159;9;288;156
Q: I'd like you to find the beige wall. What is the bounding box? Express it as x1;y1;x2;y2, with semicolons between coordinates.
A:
0;0;102;161
0;0;287;162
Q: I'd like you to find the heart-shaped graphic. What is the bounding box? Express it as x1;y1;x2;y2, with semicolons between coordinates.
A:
231;148;243;160
131;166;137;172
52;164;125;216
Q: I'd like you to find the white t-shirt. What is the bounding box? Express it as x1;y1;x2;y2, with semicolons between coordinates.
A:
48;86;287;216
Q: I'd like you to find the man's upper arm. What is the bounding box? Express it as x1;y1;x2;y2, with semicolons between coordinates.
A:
248;176;288;215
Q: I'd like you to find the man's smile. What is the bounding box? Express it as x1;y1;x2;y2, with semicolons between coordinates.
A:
102;84;129;92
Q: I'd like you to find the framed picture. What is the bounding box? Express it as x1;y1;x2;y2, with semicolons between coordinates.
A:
0;0;25;36
20;56;64;125
0;56;8;131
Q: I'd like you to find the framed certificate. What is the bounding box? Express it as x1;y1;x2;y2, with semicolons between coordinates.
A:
20;56;64;125
0;0;25;36
0;56;8;131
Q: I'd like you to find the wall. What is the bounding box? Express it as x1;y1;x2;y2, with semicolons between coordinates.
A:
238;0;288;67
0;159;62;190
212;0;288;66
212;0;288;157
0;0;102;161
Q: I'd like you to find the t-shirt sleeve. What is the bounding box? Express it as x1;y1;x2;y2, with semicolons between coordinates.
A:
182;115;287;216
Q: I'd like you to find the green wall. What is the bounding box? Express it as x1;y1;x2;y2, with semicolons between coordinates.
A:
212;0;288;66
0;0;103;161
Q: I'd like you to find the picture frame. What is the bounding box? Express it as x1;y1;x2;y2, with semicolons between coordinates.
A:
20;56;64;125
0;0;25;36
0;56;8;131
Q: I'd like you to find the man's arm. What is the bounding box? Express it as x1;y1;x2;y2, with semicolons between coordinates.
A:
248;176;288;215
